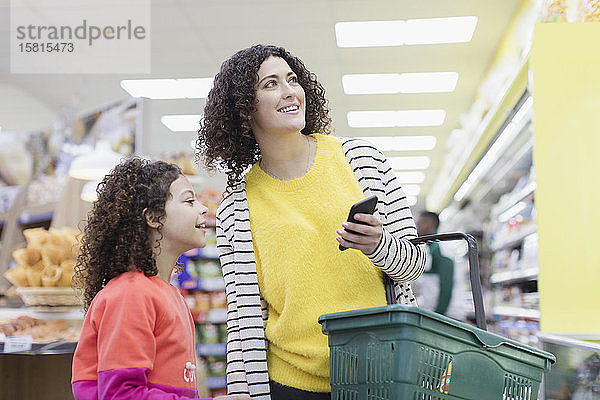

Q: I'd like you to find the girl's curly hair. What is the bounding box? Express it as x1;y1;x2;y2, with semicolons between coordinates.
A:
197;44;333;190
73;157;182;312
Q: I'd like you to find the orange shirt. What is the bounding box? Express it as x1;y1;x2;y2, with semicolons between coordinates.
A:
72;271;199;399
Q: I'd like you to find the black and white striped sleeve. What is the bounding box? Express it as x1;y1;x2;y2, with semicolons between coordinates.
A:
365;154;426;283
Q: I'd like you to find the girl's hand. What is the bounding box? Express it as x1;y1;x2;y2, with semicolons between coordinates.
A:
336;213;383;255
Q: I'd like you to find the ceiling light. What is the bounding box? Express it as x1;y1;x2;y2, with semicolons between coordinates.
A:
335;20;405;47
343;72;458;95
439;207;454;222
120;78;213;99
406;196;418;206
80;180;100;203
394;171;425;183
343;74;399;94
161;115;203;132
335;16;477;48
404;16;478;45
400;72;458;93
69;140;122;180
347;110;446;128
388;156;430;170
402;184;421;196
354;136;436;151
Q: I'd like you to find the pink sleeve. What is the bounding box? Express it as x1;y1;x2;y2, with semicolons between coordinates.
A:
96;368;209;399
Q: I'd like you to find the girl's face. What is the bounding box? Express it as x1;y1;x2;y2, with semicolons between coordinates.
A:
160;175;209;254
250;56;306;139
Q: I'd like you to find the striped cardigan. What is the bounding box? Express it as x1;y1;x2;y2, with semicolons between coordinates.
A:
215;137;426;399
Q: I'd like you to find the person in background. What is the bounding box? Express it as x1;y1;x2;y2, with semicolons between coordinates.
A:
416;211;456;316
71;157;249;400
197;44;426;400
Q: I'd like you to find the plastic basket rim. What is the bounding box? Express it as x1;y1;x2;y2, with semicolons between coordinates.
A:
319;304;556;364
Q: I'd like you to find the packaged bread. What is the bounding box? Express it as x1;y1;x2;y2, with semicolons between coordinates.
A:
59;260;76;287
4;266;29;287
41;265;62;287
4;226;82;288
25;268;43;287
41;244;67;268
23;227;49;247
12;247;41;266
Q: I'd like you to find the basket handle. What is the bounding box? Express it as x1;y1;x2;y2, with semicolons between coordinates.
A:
384;232;487;330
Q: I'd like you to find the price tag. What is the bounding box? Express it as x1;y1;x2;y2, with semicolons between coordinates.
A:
4;335;33;353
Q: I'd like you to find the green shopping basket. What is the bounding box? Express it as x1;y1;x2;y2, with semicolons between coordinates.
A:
319;233;556;400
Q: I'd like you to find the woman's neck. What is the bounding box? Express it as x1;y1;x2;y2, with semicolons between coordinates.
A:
257;132;315;180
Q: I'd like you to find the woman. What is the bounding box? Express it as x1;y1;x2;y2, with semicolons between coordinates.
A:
197;45;426;400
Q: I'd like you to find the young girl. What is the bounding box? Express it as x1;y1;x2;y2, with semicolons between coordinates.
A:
71;157;249;400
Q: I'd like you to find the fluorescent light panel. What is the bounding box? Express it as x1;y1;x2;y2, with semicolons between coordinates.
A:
355;136;436;151
498;201;527;223
335;16;477;48
406;196;418;206
342;72;458;95
402;184;421;196
454;96;533;202
121;77;213;99
394;171;425;183
347;110;446;128
388;156;430;170
161;115;203;132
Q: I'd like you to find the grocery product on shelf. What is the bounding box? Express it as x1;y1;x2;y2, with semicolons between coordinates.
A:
541;0;568;22
0;316;80;344
578;0;600;21
4;227;80;291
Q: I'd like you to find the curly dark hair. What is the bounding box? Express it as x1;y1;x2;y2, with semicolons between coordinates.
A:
197;44;333;190
73;157;182;312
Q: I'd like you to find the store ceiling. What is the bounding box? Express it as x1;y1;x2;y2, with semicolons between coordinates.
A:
0;0;521;201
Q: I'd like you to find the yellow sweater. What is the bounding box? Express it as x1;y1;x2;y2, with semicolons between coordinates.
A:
245;134;387;392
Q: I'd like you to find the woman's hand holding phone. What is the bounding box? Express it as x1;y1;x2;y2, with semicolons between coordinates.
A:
336;214;383;255
337;195;383;255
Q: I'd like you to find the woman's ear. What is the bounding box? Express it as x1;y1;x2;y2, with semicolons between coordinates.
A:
143;208;161;229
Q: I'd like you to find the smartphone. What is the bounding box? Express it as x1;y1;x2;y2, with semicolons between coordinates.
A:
339;195;378;251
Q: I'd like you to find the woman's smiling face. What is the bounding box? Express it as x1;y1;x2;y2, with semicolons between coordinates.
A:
250;56;306;138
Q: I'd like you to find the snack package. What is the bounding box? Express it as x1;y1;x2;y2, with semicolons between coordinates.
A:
541;0;568;22
198;323;220;344
210;291;227;309
579;0;600;21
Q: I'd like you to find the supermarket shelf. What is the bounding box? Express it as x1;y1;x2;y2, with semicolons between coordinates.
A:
0;307;84;320
0;339;77;355
490;266;539;284
185;246;219;259
208;308;227;323
493;305;540;320
196;342;226;356
181;277;225;291
205;375;227;389
198;278;225;292
491;224;537;251
431;59;529;211
492;181;537;219
18;203;56;225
